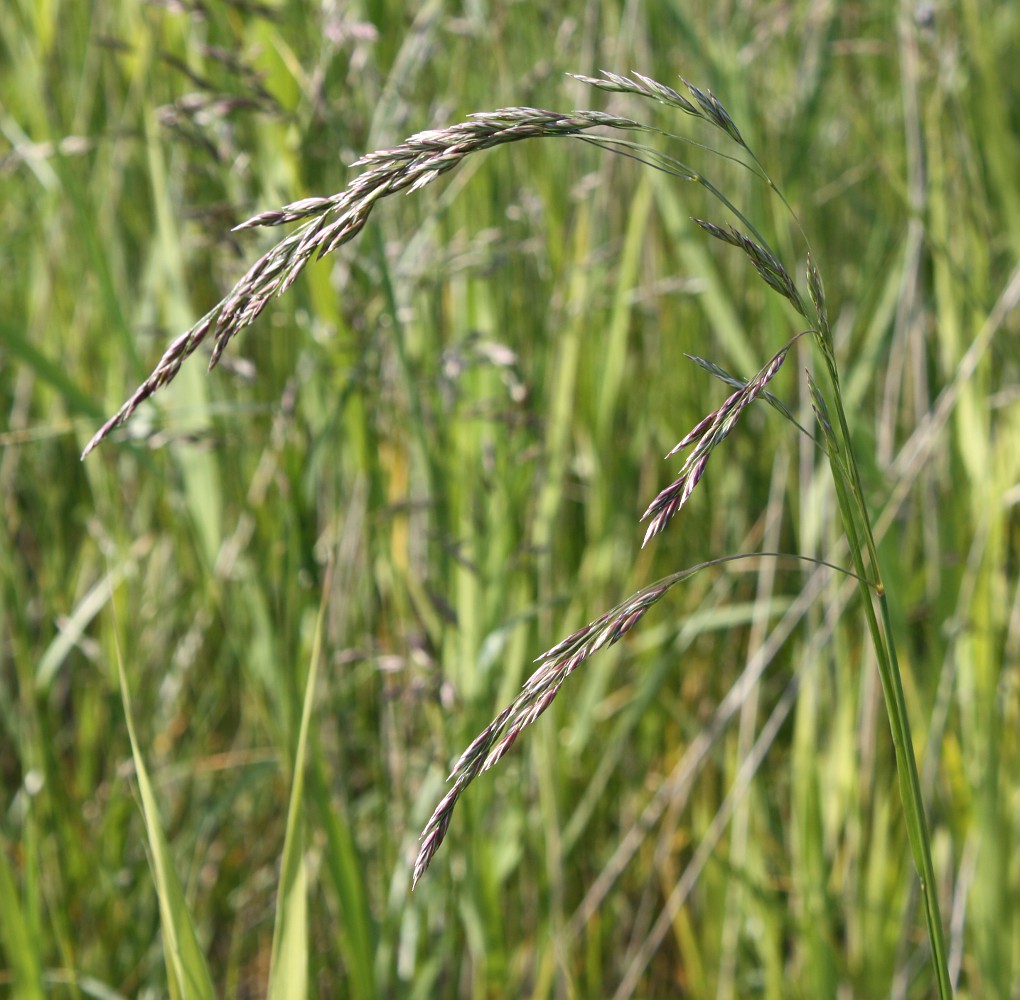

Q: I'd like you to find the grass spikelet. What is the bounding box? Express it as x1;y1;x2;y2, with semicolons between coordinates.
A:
807;251;834;353
692;218;807;315
684;351;801;427
640;345;790;545
568;70;700;117
680;78;746;146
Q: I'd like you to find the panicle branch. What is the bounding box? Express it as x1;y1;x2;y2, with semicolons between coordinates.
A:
413;573;681;886
640;345;790;546
568;70;746;148
81;106;642;458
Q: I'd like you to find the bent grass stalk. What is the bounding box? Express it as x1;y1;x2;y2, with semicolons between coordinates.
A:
83;72;951;995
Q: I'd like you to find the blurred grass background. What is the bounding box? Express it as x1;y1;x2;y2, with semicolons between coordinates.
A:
2;0;1019;997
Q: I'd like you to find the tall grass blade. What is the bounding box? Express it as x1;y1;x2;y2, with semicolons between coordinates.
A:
266;561;334;999
308;754;378;999
114;634;215;1000
0;840;45;1000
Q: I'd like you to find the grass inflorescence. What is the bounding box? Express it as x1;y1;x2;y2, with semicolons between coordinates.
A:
7;4;1019;997
81;68;953;994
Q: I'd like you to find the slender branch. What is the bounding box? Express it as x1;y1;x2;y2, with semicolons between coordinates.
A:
413;550;864;886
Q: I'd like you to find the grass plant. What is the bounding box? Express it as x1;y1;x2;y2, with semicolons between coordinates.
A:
3;3;1019;998
78;62;955;994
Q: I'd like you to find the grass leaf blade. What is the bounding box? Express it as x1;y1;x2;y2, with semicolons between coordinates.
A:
0;840;45;1000
266;559;334;1000
114;641;215;1000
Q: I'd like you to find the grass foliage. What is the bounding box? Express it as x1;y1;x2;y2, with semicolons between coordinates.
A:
3;1;1020;997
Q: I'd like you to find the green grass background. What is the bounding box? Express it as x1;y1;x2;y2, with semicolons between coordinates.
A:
2;0;1019;997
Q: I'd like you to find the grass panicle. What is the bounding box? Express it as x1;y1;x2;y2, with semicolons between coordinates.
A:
74;62;955;998
406;74;952;998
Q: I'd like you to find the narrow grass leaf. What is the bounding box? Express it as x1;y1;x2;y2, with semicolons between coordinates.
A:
36;537;152;691
114;642;215;1000
266;560;333;1000
0;317;105;421
0;840;45;1000
308;754;378;999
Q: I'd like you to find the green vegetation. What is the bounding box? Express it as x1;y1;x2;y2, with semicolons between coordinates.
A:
2;1;1019;997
